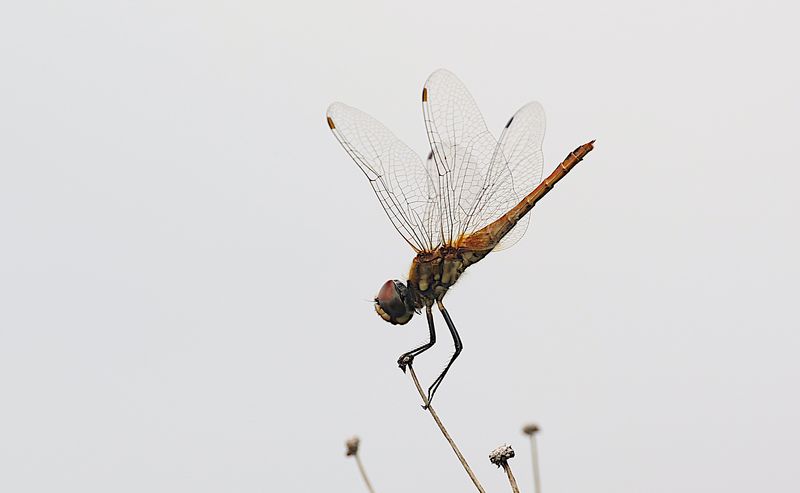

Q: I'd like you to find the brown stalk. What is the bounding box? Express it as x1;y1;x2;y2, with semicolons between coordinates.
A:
354;453;376;493
490;444;520;493
529;433;541;493
522;424;541;493
406;364;486;493
346;436;376;493
502;462;521;493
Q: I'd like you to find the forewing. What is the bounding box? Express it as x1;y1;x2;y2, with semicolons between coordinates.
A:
327;102;441;252
422;69;504;245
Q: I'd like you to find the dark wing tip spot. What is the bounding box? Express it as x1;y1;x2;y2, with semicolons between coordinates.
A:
505;116;514;128
427;151;433;160
422;87;428;102
326;116;335;129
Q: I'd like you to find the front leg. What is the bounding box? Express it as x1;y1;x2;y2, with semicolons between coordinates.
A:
397;305;436;372
424;300;462;408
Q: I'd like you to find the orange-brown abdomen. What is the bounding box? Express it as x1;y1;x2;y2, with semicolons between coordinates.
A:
458;140;595;252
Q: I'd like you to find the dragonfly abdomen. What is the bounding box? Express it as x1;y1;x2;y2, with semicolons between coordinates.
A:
460;140;595;252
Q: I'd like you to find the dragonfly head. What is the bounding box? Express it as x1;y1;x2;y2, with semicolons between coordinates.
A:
375;280;414;325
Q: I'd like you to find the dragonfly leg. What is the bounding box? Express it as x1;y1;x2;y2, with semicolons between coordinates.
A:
424;300;462;408
398;305;436;373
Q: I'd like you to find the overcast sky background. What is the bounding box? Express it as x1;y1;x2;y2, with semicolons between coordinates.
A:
1;1;799;492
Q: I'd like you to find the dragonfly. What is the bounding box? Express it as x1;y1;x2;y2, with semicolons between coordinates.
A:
326;69;594;407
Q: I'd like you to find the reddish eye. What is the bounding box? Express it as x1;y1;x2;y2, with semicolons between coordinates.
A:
377;280;398;303
374;280;413;325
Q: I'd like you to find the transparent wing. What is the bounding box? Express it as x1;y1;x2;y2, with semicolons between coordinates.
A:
489;102;546;251
422;69;502;245
327;102;441;252
422;69;545;250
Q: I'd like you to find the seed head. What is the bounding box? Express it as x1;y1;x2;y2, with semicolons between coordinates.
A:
345;436;360;456
522;423;540;436
489;444;515;467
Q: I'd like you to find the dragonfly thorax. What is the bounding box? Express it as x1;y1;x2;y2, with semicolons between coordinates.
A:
407;246;491;303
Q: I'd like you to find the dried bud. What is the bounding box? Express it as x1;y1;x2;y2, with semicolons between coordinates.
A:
522;423;540;436
489;444;515;466
345;436;360;456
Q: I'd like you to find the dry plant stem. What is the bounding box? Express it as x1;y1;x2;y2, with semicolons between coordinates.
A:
502;462;521;493
407;364;486;493
354;453;376;493
529;434;541;493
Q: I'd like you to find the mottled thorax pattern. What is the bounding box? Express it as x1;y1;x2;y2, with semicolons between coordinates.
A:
408;246;491;303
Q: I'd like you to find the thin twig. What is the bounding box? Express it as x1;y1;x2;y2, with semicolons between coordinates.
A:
529;433;541;493
490;444;520;493
522;424;541;493
354;453;376;493
502;462;521;493
346;437;376;493
407;364;486;493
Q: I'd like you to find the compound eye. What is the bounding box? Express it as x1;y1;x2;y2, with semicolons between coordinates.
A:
376;279;397;300
374;280;412;325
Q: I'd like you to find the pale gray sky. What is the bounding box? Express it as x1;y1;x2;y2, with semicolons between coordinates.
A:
1;1;799;492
